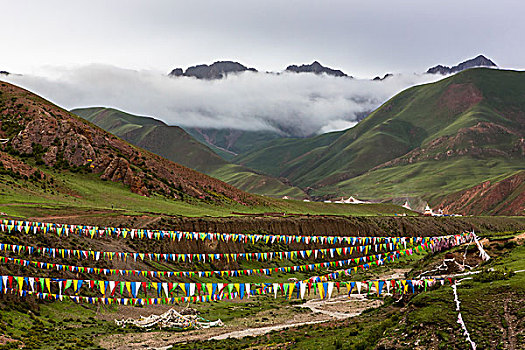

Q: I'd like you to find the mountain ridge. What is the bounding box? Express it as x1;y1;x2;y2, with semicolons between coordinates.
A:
427;54;497;75
234;68;525;214
0;80;261;205
168;60;350;79
169;61;257;79
167;55;498;81
285;61;349;77
72;107;305;198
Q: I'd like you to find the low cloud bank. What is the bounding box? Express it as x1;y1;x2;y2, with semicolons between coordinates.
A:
4;65;443;136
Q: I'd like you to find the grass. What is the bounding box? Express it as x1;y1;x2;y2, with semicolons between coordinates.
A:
0;299;120;349
233;131;343;179
320;157;524;203
206;163;305;198
0;167;416;219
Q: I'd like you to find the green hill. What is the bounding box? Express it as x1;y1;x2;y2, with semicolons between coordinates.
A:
0;80;417;218
72;107;305;198
233;131;344;179
0;81;262;209
183;127;283;160
235;68;525;212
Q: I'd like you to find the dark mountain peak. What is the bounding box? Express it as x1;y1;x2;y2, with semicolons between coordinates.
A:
427;55;497;75
456;55;496;70
285;61;349;77
0;71;9;75
169;68;183;77
472;54;495;63
373;73;393;81
169;61;257;79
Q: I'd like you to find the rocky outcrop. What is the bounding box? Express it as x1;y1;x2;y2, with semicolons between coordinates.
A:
0;81;261;205
0;152;42;178
285;61;348;77
169;61;257;79
436;171;525;216
100;157;148;196
427;55;497;75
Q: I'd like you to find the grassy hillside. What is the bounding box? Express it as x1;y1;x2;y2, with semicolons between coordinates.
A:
0;81;416;218
321;158;524;202
0;165;418;219
0;81;263;207
72;107;305;198
183;127;283;160
234;69;525;212
234;131;343;179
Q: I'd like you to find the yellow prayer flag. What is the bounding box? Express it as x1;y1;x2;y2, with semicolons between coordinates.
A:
16;277;24;291
288;283;295;299
317;283;324;299
345;282;352;297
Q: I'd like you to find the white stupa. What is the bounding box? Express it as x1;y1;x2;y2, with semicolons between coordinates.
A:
345;196;370;204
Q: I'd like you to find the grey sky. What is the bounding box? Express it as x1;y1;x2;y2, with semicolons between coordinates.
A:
1;0;523;77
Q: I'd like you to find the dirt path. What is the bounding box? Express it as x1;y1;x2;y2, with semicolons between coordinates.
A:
211;295;383;341
0;335;20;346
97;296;380;348
511;232;525;243
98;269;410;349
209;320;327;341
142;216;162;227
298;294;383;320
503;299;517;350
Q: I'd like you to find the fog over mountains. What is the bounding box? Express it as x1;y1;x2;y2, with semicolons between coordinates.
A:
2;56;494;137
1;67;440;137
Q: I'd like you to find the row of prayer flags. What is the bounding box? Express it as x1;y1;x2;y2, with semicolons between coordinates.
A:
0;241;407;263
0;219;470;245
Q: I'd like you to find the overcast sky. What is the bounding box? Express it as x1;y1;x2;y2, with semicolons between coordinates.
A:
1;0;524;77
1;0;522;135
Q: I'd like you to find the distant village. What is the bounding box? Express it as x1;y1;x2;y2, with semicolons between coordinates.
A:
280;195;463;217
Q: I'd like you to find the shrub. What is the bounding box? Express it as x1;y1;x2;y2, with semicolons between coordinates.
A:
472;267;515;283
